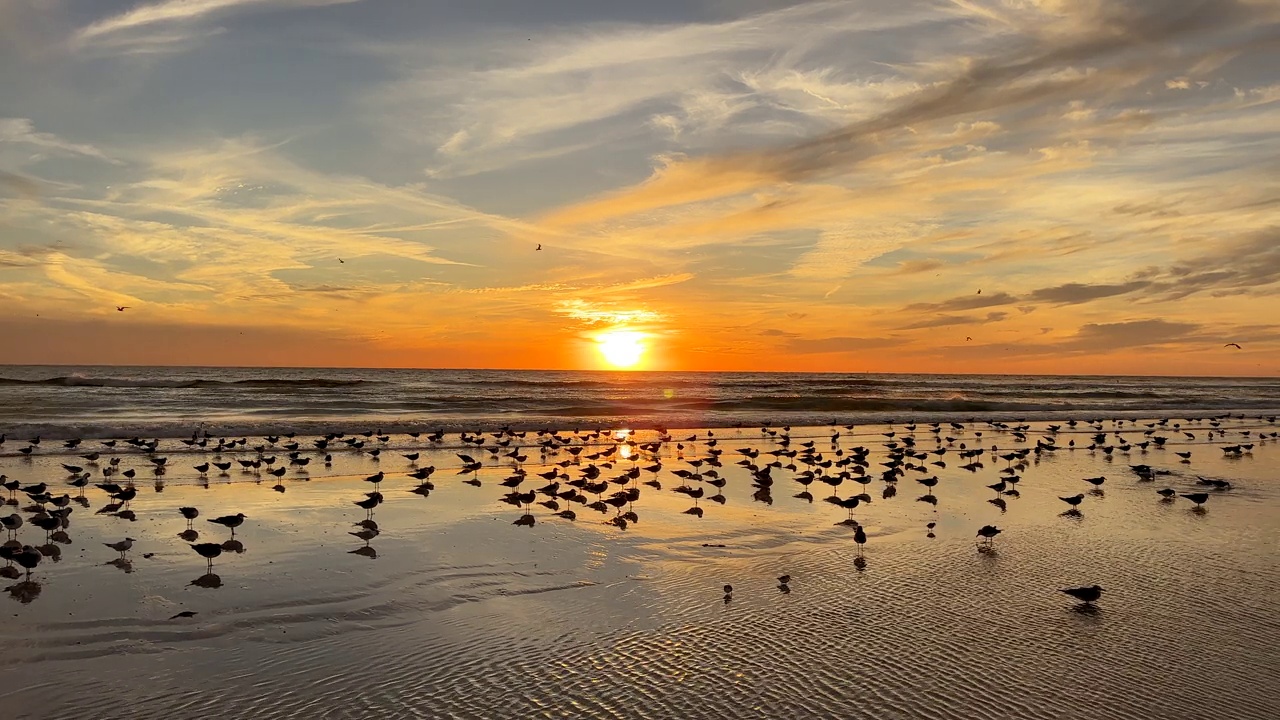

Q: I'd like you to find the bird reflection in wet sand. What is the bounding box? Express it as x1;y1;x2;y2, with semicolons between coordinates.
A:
6;579;41;603
191;573;223;589
106;557;134;573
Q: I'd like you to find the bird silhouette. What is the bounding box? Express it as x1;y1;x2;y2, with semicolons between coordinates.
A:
116;306;130;312
1224;343;1242;349
1061;585;1104;605
1179;493;1210;507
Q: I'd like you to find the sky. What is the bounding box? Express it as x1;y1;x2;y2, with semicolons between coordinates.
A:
1;0;1278;374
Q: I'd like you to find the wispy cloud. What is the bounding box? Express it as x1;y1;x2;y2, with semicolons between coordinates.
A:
73;0;361;52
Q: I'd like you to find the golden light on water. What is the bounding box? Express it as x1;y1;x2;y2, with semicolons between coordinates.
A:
596;330;647;369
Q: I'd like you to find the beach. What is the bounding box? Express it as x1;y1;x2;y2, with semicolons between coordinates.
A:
2;405;1279;719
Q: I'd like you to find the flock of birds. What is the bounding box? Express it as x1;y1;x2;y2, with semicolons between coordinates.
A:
1;412;1275;608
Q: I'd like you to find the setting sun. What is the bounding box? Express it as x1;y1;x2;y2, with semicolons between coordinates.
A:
596;330;647;369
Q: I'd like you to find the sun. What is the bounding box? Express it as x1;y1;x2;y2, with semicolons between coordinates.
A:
596;330;647;369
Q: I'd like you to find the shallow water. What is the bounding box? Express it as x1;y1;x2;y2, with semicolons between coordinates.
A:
1;418;1278;719
3;365;1279;439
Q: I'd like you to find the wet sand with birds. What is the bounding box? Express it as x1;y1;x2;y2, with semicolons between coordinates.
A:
2;417;1279;719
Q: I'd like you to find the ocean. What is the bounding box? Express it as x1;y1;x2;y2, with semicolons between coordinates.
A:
2;365;1279;440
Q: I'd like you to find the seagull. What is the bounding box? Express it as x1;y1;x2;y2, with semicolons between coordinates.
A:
1179;492;1210;507
1061;585;1104;605
536;244;542;251
1224;343;1242;349
190;543;223;571
179;506;199;527
976;525;1001;546
116;306;130;312
208;513;246;535
1059;494;1085;509
104;538;136;558
15;545;41;579
1157;488;1177;499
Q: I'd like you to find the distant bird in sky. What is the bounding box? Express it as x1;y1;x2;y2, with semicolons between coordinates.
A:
976;289;981;294
116;306;129;312
536;244;542;251
965;336;973;341
338;258;345;263
1224;343;1242;349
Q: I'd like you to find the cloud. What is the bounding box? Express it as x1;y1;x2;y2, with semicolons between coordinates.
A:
1062;319;1201;352
76;0;359;41
555;299;663;327
894;258;945;274
785;335;901;354
900;311;1007;330
542;0;1278;228
0;118;116;163
906;292;1018;313
1027;280;1152;304
0;170;40;198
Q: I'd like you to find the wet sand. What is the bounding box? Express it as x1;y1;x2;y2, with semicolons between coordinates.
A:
2;419;1279;719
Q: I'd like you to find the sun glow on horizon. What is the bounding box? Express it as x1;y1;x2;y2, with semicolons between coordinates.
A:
596;330;648;369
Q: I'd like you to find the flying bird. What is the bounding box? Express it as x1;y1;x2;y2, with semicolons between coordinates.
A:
116;306;130;312
536;244;542;251
1224;343;1242;349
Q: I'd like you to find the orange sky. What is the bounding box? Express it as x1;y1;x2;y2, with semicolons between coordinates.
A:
2;0;1278;375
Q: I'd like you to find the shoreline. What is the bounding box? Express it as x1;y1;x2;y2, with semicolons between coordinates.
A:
3;408;1280;442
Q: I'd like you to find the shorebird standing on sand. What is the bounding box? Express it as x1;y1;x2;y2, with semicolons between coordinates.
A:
976;525;1002;547
1061;585;1104;605
208;513;246;536
104;538;136;559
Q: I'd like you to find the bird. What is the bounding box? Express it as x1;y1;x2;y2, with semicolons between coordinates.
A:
1224;343;1242;349
853;524;867;555
169;611;198;619
179;506;199;527
2;513;22;537
536;244;542;251
338;258;345;264
208;513;246;535
104;538;136;558
190;543;223;571
116;306;130;312
778;574;791;585
1083;476;1105;487
1061;585;1104;605
976;525;1001;545
1157;488;1177;499
1179;493;1210;507
1059;494;1085;509
15;545;41;578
